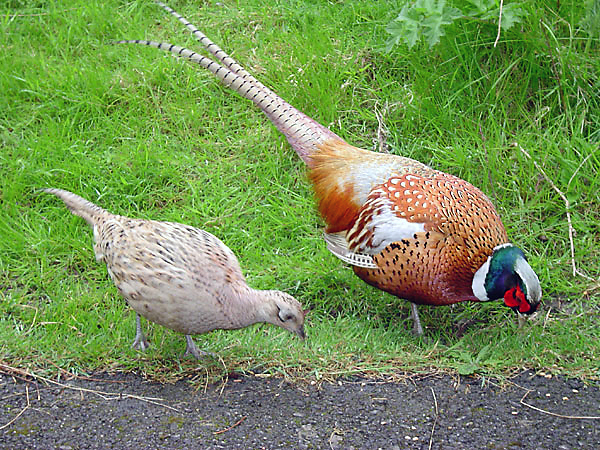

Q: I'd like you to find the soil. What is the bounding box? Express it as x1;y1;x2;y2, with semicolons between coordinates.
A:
1;370;598;449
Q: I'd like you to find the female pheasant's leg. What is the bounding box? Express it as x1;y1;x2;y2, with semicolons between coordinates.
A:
131;313;150;350
410;303;424;336
184;335;215;359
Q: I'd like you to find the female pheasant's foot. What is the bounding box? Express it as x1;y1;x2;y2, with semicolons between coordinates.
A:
183;335;215;359
131;313;150;350
410;303;424;336
131;333;150;351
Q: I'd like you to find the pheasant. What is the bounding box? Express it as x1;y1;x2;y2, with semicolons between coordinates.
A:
44;188;307;358
116;1;542;334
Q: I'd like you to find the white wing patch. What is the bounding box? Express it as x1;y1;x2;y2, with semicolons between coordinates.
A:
349;191;427;254
363;197;426;253
92;224;104;262
323;232;377;269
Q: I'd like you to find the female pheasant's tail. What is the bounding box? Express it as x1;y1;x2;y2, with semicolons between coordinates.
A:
115;1;346;166
44;188;108;227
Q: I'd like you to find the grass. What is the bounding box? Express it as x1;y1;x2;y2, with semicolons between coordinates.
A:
1;0;598;384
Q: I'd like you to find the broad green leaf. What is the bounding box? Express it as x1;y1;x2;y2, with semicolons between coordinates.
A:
385;20;413;51
423;15;446;47
415;0;437;14
464;0;496;15
480;3;527;30
387;1;463;49
386;5;423;49
501;5;525;30
394;4;423;27
422;4;463;48
458;362;479;375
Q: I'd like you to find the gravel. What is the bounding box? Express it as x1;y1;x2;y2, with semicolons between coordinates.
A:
1;371;598;449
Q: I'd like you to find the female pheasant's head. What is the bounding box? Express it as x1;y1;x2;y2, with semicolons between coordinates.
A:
472;244;542;316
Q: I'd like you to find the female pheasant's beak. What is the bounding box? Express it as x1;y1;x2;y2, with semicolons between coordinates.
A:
275;302;308;340
295;309;309;340
297;326;306;340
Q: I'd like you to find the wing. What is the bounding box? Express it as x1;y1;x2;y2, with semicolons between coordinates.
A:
98;218;246;290
323;232;377;269
326;171;508;274
346;173;440;255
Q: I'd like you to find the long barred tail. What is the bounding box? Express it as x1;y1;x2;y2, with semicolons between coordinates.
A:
44;188;108;227
156;1;271;95
115;1;346;166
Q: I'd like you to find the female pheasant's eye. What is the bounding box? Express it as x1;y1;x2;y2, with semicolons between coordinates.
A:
280;312;293;322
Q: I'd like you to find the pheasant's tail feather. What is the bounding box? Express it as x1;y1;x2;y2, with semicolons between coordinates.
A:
116;2;346;165
156;1;261;89
156;0;338;143
44;188;108;227
323;232;377;269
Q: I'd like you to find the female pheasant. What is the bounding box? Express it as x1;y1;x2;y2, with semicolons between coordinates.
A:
116;1;542;334
45;188;306;358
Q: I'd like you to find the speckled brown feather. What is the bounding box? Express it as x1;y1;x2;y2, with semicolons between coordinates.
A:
312;147;509;305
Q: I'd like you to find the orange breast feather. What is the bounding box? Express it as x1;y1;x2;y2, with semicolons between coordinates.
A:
307;140;369;233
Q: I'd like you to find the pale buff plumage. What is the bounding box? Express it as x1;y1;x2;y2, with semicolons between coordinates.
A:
45;188;306;358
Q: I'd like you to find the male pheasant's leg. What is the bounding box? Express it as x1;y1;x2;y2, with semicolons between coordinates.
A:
410;303;424;336
131;313;150;351
183;335;215;359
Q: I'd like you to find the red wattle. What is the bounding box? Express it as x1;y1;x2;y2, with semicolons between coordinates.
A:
504;288;519;307
516;285;531;313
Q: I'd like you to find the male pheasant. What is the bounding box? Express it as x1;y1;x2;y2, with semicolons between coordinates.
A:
45;188;306;358
116;1;542;334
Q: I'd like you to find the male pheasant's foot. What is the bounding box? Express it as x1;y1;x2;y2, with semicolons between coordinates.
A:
410;303;424;336
183;335;215;359
131;313;150;351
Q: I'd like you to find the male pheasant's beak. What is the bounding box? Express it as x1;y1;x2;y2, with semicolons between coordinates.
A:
517;313;529;329
505;285;539;329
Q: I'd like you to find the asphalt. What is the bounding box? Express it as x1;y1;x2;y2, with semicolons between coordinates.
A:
1;370;598;449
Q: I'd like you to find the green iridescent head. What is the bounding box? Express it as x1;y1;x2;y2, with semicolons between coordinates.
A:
472;244;542;315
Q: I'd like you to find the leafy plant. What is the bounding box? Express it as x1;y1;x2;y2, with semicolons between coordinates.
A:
386;0;527;49
452;343;500;376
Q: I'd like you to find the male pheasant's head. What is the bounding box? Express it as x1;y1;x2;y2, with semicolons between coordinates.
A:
472;244;542;317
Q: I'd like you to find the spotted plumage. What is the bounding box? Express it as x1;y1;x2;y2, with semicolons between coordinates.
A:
44;188;306;358
116;1;542;334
